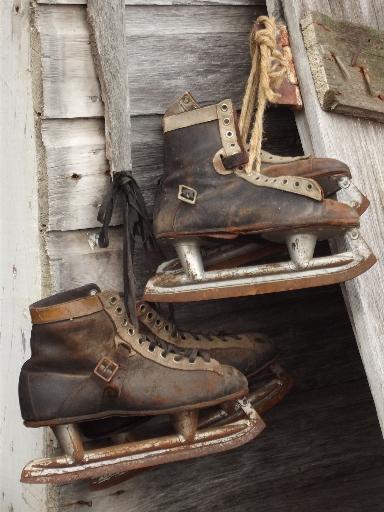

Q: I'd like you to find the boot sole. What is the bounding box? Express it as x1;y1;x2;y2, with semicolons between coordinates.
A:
24;388;247;428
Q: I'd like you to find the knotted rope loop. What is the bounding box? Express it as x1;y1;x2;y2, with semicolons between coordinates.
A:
239;16;288;175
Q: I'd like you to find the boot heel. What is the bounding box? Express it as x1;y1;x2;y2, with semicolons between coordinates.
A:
173;238;205;280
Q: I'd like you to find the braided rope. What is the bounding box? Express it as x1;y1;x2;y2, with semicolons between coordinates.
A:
239;16;288;174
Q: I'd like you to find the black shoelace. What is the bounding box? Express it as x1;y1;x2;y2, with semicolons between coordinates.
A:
97;171;155;327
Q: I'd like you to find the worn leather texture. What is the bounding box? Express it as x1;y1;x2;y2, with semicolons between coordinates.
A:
19;286;247;423
137;302;275;377
261;155;351;196
153;117;359;239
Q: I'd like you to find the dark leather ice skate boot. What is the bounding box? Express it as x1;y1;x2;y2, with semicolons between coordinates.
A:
144;97;375;302
20;285;265;485
163;92;369;214
19;284;248;427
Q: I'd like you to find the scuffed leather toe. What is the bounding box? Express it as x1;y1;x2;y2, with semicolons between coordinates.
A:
220;364;248;397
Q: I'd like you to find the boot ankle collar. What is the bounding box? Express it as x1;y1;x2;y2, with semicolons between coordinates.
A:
163;103;219;133
30;295;103;324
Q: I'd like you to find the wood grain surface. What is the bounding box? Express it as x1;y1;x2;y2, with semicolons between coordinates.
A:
268;0;384;436
301;11;384;122
30;1;384;510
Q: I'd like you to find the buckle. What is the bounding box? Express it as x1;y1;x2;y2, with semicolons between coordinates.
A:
94;357;119;383
178;185;197;205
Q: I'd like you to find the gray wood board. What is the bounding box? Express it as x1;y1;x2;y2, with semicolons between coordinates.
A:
268;0;384;435
57;285;384;512
301;11;384;122
87;0;132;173
37;1;265;5
35;3;265;118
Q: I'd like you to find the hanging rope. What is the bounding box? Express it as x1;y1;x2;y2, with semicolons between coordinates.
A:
239;16;288;174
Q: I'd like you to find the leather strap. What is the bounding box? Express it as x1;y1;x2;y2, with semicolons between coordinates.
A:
163;104;218;132
30;295;104;324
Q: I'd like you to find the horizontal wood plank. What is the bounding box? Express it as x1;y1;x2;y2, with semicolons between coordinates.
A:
36;3;265;117
37;1;264;5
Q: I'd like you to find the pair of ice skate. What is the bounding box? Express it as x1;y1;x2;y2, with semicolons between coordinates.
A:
19;90;374;487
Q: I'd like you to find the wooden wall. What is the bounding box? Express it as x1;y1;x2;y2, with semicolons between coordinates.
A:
30;1;384;511
0;1;47;511
34;0;266;294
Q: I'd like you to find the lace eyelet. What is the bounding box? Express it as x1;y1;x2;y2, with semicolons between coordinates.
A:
121;319;128;327
165;324;170;331
115;306;123;315
148;346;155;352
128;328;135;336
147;313;153;320
109;296;117;305
160;352;167;358
139;304;146;313
155;319;161;326
138;337;145;345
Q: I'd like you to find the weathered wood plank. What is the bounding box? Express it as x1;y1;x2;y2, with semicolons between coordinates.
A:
269;0;384;435
46;228;156;295
0;1;47;511
35;4;265;117
301;11;384;122
43;108;302;231
37;0;264;5
87;0;132;173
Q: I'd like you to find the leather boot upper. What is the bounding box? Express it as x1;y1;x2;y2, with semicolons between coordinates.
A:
19;285;247;424
137;302;276;377
154;99;359;239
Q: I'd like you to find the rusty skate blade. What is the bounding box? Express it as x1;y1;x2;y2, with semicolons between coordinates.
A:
199;362;293;429
21;399;264;485
88;362;292;491
144;229;376;302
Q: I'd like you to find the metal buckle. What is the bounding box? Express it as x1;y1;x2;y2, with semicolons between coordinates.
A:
94;357;119;383
178;185;197;205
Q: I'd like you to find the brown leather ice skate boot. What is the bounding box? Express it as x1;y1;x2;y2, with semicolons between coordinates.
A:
20;284;265;485
163;92;369;214
143;97;375;302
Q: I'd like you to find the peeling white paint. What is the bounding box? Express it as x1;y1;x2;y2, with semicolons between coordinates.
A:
0;1;47;510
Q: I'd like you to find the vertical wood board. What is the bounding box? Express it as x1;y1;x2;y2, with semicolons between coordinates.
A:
0;1;48;511
87;0;132;173
268;0;384;435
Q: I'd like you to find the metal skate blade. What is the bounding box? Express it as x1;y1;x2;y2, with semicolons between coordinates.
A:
144;229;376;302
199;363;293;428
20;401;264;485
